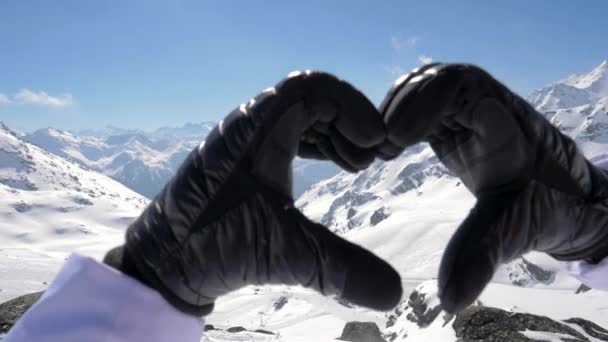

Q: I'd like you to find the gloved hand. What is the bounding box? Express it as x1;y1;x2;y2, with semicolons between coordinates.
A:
379;63;608;313
104;71;402;316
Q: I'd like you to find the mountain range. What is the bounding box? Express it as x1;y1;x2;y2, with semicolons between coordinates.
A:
22;122;339;198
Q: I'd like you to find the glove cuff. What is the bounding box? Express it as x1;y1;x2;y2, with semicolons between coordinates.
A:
103;246;215;317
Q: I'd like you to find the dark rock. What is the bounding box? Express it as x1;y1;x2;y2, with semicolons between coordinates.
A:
338;322;387;342
72;196;93;206
370;206;391;226
384;332;398;341
0;292;43;334
406;287;442;328
563;318;608;340
453;306;590;342
347;208;358;220
321;191;379;228
203;324;216;331
391;159;451;196
273;296;288;311
226;326;247;333
254;329;275;335
12;202;31;213
576;284;592;294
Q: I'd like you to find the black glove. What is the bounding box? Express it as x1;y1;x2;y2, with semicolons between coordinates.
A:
104;71;402;316
379;63;608;313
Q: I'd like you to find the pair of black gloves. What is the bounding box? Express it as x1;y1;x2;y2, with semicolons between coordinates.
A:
104;64;608;316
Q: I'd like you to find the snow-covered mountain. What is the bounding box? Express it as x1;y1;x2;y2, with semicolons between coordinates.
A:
0;122;148;302
528;60;608;153
528;60;607;112
22;123;214;198
23;123;339;198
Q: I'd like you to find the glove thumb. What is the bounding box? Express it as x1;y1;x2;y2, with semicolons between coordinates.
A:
438;191;522;313
289;209;403;311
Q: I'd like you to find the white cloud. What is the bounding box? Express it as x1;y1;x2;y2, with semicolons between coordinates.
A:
13;89;74;108
418;55;433;65
391;35;420;52
0;94;10;105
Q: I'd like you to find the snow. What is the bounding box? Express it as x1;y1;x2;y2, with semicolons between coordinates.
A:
0;124;147;302
520;330;573;342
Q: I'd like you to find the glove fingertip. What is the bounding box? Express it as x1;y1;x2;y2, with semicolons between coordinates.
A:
341;245;403;311
438;246;494;314
438;197;510;313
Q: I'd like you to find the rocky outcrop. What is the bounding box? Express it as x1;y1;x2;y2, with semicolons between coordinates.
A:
453;306;606;342
384;281;452;341
226;326;247;333
504;257;555;287
576;284;592;294
254;329;275;335
563;318;608;340
391;158;451;196
405;287;442;328
383;281;608;342
0;292;43;334
273;296;288;311
320;190;379;229
339;322;387;342
370;206;391;226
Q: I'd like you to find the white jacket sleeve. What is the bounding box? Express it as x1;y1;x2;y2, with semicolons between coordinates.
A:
561;152;608;290
3;254;205;342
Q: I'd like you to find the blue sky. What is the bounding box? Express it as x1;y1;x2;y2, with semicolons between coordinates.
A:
1;0;607;132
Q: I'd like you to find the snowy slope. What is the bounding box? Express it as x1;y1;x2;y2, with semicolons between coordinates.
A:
0;122;148;302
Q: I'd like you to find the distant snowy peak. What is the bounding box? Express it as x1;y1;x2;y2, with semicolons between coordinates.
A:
24;127;105;164
76;122;215;142
522;60;608;155
23;126;194;198
561;60;608;95
527;83;593;112
76;125;143;139
150;122;215;141
0;125;146;206
528;60;608;112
